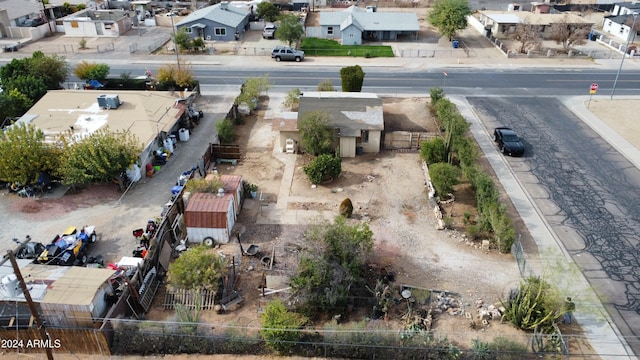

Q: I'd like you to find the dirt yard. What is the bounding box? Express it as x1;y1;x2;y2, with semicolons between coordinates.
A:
141;95;595;354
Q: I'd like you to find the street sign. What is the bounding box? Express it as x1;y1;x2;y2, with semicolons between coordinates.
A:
443;72;449;77
590;83;598;95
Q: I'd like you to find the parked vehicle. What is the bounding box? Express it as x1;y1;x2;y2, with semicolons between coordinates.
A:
15;236;45;260
271;46;304;62
35;226;97;266
263;24;277;39
493;127;525;157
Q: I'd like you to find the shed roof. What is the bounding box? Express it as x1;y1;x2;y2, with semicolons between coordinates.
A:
186;192;235;213
176;2;249;28
320;8;419;31
220;174;243;193
298;92;383;137
18;90;187;150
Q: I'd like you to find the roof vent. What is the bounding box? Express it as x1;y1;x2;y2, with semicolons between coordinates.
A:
220;1;229;10
217;188;225;196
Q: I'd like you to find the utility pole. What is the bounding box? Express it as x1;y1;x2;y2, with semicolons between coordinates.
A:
611;13;638;100
7;250;55;360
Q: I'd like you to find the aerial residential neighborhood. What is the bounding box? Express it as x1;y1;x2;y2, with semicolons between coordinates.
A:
0;0;639;358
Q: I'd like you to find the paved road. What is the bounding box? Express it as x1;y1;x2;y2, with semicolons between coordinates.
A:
466;96;640;356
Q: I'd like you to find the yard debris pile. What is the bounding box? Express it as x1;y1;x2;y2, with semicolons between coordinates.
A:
432;291;464;316
474;299;504;322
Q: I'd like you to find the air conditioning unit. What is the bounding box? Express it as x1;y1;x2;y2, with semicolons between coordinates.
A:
206;35;211;40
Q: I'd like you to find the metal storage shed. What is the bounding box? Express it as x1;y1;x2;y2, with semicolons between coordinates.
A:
185;192;236;246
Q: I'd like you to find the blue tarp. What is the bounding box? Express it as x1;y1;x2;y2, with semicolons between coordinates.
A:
87;79;104;88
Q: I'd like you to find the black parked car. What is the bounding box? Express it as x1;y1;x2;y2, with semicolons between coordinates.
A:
493;127;524;156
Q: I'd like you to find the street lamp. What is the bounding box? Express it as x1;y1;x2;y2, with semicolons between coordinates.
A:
169;14;181;72
610;13;638;100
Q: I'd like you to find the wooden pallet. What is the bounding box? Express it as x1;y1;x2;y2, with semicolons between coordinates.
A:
163;288;217;310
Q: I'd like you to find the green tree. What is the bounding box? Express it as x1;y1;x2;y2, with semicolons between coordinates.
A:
175;28;192;50
29;51;69;90
429;162;461;196
260;299;306;354
340;65;365;92
167;245;228;290
73;61;110;81
298;111;334;156
276;13;304;47
0;123;58;185
256;2;280;22
216;118;235;144
420;137;447;164
427;0;472;41
57;127;141;186
303;154;341;185
192;37;205;51
235;75;272;112
317;80;335;91
0;88;36;120
291;216;373;318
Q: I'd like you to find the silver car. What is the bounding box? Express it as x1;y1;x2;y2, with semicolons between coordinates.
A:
271;46;305;62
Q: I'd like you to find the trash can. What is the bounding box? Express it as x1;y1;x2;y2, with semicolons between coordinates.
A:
356;146;364;155
452;40;459;49
179;128;190;142
589;32;597;41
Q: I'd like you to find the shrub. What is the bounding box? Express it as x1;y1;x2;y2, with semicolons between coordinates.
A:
284;88;301;111
430;87;445;104
429;162;461;197
298;111;334;155
339;198;353;217
340;65;365;92
317;80;335;91
260;299;306;354
185;177;224;194
501;276;560;332
73;61;110;81
488;337;529;360
466;224;480;240
216;118;235;144
420;137;447;164
303;154;341;185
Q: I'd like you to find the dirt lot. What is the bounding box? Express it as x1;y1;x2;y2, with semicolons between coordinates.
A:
141;95;592;353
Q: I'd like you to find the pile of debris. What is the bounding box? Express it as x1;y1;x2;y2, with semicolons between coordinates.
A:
432;291;464;316
475;299;504;321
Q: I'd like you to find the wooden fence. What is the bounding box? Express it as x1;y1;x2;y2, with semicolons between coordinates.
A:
163;288;217;310
211;144;242;160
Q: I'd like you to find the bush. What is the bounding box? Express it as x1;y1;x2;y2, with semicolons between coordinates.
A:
339;198;353;217
303;154;341;185
316;80;335;91
466;224;480;240
216;118;235;144
501;276;560;332
430;87;445;104
284;88;301;111
73;61;110;81
420;138;447;164
340;65;365;92
429;162;461;197
488;336;529;360
185;177;224;194
261;299;306;354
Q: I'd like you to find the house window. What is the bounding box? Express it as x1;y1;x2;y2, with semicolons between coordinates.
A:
186;27;192;34
214;28;226;36
361;130;369;143
327;26;333;35
104;23;112;29
71;21;78;28
349;33;354;37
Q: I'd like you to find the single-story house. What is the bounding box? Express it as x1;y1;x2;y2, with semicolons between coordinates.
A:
316;6;419;45
603;2;640;42
273;92;384;158
16;90;190;179
185;192;236;246
476;10;594;39
175;1;250;42
59;9;131;37
0;259;117;328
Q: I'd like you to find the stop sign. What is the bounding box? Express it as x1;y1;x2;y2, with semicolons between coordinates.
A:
590;83;599;91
